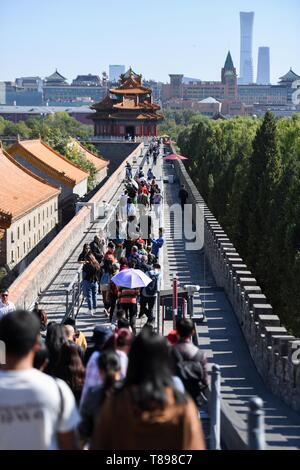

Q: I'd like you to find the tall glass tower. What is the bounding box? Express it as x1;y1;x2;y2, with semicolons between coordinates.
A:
239;12;255;84
257;47;270;84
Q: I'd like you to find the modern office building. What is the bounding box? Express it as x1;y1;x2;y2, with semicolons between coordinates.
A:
257;47;270;85
0;81;43;106
15;76;43;92
109;65;125;83
239;12;255;84
163;52;237;104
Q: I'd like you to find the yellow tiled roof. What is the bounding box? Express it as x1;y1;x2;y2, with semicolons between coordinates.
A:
8;139;89;186
69;140;108;171
0;147;60;223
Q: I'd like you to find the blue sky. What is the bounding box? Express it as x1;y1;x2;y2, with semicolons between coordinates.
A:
0;0;299;84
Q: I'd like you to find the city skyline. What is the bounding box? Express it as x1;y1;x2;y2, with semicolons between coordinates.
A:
0;0;299;84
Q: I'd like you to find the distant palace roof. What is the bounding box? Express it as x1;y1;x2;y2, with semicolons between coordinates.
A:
0;145;60;226
44;69;68;85
8;139;89;187
279;68;300;83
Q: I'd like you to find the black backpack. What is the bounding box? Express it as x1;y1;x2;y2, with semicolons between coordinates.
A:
172;347;207;406
144;272;159;296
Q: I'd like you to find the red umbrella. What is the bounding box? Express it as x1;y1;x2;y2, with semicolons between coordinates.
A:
165;139;176;145
163;153;188;161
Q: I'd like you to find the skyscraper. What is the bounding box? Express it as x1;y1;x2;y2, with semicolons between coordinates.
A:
109;65;125;83
239;12;255;84
257;47;270;85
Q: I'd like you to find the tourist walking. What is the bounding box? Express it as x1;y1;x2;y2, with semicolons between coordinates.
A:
119;190;128;222
151;228;165;261
178;184;189;211
117;285;139;334
153;188;163;219
125;162;132;179
53;342;85;406
79;350;122;445
78;243;91;263
0;289;16;319
44;322;67;376
63;317;87;352
0;311;79;450
82;253;100;316
147;168;155;181
91;327;205;450
80;326;113;404
90;236;105;264
172;318;208;408
32;308;48;340
139;263;161;325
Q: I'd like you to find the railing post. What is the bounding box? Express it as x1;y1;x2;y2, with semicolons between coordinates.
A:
65;290;69;319
72;286;76;319
172;273;178;329
210;364;221;450
248;397;265;450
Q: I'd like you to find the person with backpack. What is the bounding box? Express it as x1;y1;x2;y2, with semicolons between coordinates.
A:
0;311;79;450
139;263;161;325
82;253;100;316
172;318;208;409
117;286;139;335
91;327;205;450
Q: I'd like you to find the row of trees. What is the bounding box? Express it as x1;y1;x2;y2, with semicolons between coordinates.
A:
177;112;300;336
0;113;100;191
158;109;203;140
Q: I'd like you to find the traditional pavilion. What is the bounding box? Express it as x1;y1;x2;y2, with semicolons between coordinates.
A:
89;68;164;139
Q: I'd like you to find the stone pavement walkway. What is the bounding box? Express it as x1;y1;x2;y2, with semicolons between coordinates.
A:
160;161;300;449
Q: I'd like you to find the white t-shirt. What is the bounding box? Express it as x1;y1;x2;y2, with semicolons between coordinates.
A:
0;301;16;319
0;368;79;450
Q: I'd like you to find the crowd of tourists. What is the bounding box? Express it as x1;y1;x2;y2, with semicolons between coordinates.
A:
0;311;207;450
77;140;165;333
0;138;208;450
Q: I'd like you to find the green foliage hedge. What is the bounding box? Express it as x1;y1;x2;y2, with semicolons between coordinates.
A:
176;112;300;335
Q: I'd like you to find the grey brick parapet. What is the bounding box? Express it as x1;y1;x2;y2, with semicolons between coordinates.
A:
174;160;300;411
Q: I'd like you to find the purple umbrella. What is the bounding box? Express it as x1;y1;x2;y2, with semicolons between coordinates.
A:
111;268;152;288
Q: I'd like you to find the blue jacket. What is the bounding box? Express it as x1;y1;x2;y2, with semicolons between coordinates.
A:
151;236;165;257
